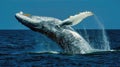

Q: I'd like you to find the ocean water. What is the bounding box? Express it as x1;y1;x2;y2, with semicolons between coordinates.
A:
0;30;120;67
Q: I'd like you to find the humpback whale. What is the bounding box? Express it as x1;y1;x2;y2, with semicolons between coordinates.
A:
15;11;93;54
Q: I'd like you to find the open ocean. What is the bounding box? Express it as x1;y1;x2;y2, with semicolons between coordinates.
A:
0;30;120;67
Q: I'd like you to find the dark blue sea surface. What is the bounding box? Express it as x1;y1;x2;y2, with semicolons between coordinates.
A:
0;30;120;67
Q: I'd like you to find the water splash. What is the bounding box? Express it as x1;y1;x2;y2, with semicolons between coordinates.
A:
83;26;90;44
76;13;111;53
93;15;110;50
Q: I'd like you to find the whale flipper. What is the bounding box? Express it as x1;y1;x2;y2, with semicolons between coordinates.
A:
60;11;93;26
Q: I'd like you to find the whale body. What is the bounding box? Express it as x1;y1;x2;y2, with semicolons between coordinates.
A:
15;11;93;54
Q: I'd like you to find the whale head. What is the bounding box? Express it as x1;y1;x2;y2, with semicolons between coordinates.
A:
15;11;62;32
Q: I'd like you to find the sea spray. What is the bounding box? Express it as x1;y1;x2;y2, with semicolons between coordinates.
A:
76;14;110;52
83;26;90;44
93;15;110;50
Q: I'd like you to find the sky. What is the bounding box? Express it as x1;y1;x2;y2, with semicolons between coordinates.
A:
0;0;120;29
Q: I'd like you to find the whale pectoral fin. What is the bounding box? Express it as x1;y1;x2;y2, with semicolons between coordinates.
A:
60;11;93;26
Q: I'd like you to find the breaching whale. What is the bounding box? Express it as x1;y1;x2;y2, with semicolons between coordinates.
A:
15;11;93;54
